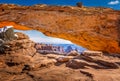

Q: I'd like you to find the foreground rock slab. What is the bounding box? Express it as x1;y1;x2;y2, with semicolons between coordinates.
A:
0;30;120;81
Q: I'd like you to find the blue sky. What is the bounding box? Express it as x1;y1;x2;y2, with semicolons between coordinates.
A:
15;30;72;44
0;0;120;9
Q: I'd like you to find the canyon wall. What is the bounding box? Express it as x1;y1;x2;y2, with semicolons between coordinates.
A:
0;4;120;53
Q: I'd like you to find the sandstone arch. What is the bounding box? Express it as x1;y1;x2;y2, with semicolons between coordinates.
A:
0;4;120;53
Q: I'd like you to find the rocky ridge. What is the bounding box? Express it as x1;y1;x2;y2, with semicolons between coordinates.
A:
0;4;120;53
0;29;120;81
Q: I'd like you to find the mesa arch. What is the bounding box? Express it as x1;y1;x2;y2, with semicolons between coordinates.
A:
0;4;120;53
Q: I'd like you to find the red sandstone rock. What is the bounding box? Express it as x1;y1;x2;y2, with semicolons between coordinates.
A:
0;32;119;81
57;56;73;62
67;50;80;56
82;50;103;57
0;4;120;53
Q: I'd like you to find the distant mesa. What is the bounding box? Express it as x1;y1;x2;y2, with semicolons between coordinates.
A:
35;43;65;54
35;43;82;55
65;45;73;53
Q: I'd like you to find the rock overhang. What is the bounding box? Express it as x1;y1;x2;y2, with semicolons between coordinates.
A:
0;4;120;53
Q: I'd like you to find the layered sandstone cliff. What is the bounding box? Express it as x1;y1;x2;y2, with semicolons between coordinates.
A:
0;4;120;53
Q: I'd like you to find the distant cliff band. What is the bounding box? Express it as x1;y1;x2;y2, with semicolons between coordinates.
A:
35;43;65;54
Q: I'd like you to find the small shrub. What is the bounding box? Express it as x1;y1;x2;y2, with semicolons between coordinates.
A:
76;2;83;7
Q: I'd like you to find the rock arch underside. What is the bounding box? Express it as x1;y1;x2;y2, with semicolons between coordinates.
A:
0;4;120;53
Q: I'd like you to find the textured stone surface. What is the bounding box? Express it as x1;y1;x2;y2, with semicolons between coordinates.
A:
66;54;120;69
0;4;120;53
0;31;120;81
0;26;15;41
0;32;36;73
57;56;73;62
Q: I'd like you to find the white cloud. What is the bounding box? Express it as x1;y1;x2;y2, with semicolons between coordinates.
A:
108;0;119;5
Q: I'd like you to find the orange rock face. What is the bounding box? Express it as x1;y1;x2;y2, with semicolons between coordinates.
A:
0;4;120;53
0;21;31;30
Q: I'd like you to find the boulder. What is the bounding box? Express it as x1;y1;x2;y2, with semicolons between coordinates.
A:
15;32;29;40
57;56;73;63
0;26;17;53
0;26;16;41
82;50;103;57
73;55;120;69
67;50;79;56
31;53;57;70
66;59;103;69
46;54;63;59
